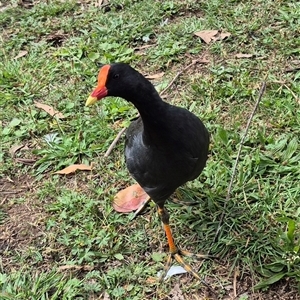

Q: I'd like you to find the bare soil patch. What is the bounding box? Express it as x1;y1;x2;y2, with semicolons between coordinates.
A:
0;175;46;268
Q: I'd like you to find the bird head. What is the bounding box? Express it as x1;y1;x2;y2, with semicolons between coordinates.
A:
85;63;141;106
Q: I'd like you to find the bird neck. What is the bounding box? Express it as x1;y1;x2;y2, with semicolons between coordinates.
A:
127;87;171;145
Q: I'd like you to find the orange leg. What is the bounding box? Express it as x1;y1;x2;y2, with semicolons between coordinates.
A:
157;206;212;281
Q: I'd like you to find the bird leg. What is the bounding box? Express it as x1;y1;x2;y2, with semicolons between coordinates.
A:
157;206;210;281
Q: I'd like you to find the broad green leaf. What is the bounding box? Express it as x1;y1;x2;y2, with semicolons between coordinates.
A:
151;252;164;262
283;137;298;160
287;219;296;243
254;272;286;290
266;136;288;154
9;118;21;127
266;262;285;273
114;253;124;260
88;52;100;61
217;127;228;145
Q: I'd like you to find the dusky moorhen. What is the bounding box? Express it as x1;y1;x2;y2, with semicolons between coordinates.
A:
86;63;210;280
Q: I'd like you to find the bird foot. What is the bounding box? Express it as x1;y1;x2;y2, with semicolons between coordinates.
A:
159;248;214;282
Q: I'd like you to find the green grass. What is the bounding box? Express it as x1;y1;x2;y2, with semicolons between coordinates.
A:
1;0;299;299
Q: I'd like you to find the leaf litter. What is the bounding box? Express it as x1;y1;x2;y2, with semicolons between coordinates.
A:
194;30;231;44
34;101;65;119
55;164;92;175
113;183;150;213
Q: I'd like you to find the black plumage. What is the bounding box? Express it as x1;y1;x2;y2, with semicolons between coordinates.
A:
86;63;210;280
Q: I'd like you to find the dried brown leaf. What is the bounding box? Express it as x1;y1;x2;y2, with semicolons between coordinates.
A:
55;164;92;175
113;183;150;213
194;30;231;44
15;158;36;165
235;53;253;59
9;144;25;157
146;72;165;80
219;32;231;40
196;57;210;64
194;30;218;44
34;101;65;119
58;265;93;271
14;50;28;59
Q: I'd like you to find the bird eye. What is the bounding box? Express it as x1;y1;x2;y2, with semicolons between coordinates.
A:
113;74;119;79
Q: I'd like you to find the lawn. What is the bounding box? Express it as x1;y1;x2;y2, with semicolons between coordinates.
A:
0;0;299;299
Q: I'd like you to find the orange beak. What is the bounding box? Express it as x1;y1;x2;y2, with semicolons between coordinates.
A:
85;64;110;106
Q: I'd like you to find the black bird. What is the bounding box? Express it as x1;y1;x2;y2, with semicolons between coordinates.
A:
86;63;210;279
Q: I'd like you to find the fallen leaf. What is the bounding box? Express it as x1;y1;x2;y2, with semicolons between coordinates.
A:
113;183;150;213
58;265;93;271
235;53;253;59
9;144;25;157
55;164;92;175
194;30;218;44
15;158;36;165
194;30;231;44
219;32;231;40
34;101;65;119
146;72;165;80
14;50;28;59
193;57;210;64
291;60;300;65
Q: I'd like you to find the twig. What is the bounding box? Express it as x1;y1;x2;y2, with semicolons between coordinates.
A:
104;60;202;157
233;267;238;298
283;84;300;104
160;59;199;96
285;67;300;73
212;82;266;244
104;127;127;157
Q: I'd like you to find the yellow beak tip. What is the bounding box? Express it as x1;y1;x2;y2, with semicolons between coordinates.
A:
85;96;98;106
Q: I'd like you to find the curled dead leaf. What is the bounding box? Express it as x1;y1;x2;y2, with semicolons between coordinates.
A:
194;30;218;44
146;72;165;80
235;53;253;59
58;265;94;271
219;32;231;40
34;101;65;119
113;183;150;213
55;164;92;175
14;50;28;59
194;57;210;64
9;144;25;157
15;158;36;165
